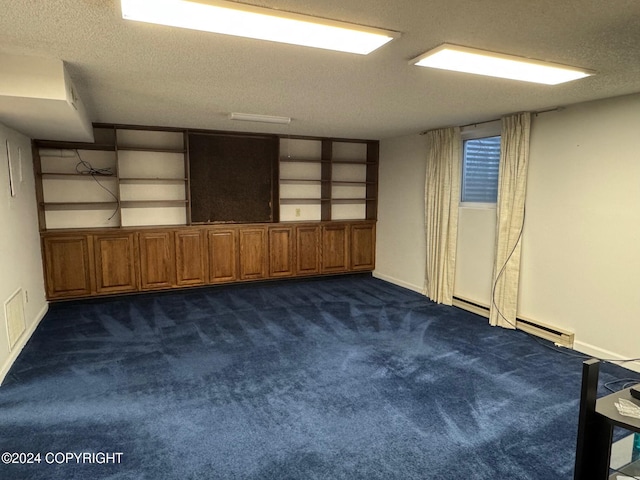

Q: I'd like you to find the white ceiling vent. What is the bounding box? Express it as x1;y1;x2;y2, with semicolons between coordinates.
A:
0;52;94;142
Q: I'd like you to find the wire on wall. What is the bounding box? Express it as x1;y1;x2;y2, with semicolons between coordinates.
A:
74;150;120;220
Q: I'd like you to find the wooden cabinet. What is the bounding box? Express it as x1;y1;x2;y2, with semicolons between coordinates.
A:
208;228;238;284
43;232;137;298
269;226;294;277
350;223;376;271
295;225;320;275
321;224;349;273
42;235;93;299
139;230;175;290
93;233;138;294
175;229;206;286
41;221;375;300
239;227;267;280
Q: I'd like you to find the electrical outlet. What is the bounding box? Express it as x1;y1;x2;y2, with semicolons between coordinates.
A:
295;208;301;217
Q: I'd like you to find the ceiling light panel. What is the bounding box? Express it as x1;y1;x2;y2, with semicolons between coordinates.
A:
121;0;399;55
410;44;593;85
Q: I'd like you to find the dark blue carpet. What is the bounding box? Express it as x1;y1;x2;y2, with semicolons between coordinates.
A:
0;275;635;479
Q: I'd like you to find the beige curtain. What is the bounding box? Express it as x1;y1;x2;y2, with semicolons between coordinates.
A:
423;127;461;305
489;112;531;328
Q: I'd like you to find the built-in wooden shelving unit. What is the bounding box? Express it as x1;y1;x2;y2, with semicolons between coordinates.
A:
278;137;378;222
33;124;379;302
33;124;379;230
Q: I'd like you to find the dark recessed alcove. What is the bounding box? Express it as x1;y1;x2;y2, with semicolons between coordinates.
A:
188;133;278;223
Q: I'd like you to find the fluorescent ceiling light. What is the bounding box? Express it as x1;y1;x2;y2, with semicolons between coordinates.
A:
229;112;291;124
121;0;399;55
410;44;593;85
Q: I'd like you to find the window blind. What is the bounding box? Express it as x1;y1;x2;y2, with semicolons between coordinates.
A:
461;135;501;203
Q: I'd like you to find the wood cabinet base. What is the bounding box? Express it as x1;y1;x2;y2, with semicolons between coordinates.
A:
41;221;375;301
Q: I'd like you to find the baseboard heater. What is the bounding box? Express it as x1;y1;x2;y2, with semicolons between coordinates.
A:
452;296;574;348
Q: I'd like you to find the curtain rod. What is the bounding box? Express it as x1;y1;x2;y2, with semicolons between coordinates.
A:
419;107;563;135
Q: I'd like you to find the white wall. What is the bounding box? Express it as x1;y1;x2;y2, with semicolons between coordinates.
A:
454;206;496;305
374;134;427;292
0;122;48;384
519;94;640;370
376;92;640;371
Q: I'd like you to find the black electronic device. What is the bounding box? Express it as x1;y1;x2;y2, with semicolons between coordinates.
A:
630;384;640;401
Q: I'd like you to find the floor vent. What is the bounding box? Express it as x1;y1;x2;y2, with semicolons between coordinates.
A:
5;289;26;351
453;296;574;348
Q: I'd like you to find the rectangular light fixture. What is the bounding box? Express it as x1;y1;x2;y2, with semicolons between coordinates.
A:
121;0;399;55
229;112;291;124
410;44;593;85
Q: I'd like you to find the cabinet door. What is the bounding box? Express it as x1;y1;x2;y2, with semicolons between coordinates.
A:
139;231;175;290
94;233;138;294
321;224;349;273
175;229;206;286
208;228;238;284
43;235;93;299
296;225;320;275
350;223;376;271
239;227;267;280
269;226;294;277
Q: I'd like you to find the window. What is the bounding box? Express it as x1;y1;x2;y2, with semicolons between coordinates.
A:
461;135;501;204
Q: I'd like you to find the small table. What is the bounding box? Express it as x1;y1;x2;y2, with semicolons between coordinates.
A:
574;359;640;479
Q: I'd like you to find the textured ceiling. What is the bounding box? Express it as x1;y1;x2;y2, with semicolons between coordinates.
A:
1;0;640;140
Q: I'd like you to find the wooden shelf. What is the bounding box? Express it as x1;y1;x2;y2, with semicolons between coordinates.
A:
279;158;329;164
36;127;189;231
278;137;378;222
279;179;323;184
331;198;374;203
280;159;372;165
41;201;118;207
120;200;188;207
331;180;374;186
40;172;117;178
332;160;374;165
117;146;186;153
280;198;330;204
119;177;187;183
36;141;116;151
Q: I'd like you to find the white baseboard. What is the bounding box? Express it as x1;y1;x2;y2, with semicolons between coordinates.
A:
372;271;423;294
573;340;640;374
0;303;49;386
